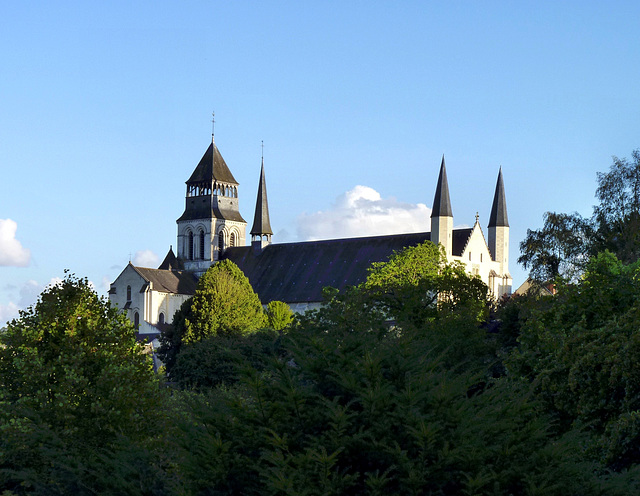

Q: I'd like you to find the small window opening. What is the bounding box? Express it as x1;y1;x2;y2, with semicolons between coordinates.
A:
199;230;205;260
127;285;131;302
134;312;139;330
159;313;165;325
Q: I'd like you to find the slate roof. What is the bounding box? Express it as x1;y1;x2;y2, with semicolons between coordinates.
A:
187;140;238;185
158;247;184;271
488;167;509;227
431;155;453;218
222;230;474;304
132;266;198;295
250;160;273;236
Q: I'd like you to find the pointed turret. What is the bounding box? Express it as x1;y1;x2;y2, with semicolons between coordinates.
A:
430;155;453;258
488;167;509;228
251;159;273;252
431;155;453;218
488;167;510;296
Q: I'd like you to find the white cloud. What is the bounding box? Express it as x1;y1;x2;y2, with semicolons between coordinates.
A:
0;302;19;326
296;185;431;241
0;219;30;267
132;249;159;268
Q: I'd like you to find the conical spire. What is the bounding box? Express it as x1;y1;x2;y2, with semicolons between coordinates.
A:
488;167;509;227
431;155;453;218
250;158;273;236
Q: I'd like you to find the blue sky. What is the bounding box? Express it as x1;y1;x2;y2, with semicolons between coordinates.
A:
1;1;639;323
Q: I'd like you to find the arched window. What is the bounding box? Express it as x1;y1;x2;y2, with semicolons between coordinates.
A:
159;312;165;325
230;232;237;247
218;231;224;253
126;285;131;302
188;231;194;260
134;312;139;330
199;230;205;260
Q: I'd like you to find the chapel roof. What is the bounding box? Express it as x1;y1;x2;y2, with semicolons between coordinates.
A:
187;140;238;185
132;266;198;295
222;229;473;304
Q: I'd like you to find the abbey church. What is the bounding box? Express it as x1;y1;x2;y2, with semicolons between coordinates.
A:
110;136;512;339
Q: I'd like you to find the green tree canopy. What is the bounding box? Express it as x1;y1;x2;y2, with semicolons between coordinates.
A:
363;241;490;327
265;300;294;331
0;273;167;493
519;149;640;281
158;259;264;375
518;211;593;283
592;149;640;262
507;251;640;469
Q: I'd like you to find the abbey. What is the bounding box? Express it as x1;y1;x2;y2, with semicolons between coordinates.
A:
110;136;512;342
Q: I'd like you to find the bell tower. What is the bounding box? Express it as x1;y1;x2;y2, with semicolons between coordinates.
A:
176;136;246;275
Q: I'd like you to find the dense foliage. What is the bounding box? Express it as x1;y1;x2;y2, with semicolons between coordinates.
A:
0;273;171;494
4;237;640;493
158;259;264;374
507;252;640;472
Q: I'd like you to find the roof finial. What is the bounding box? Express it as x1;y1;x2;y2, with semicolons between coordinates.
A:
261;140;264;164
211;111;215;143
475;212;479;223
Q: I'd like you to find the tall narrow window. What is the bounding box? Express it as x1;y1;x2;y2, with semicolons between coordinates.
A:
134;312;139;330
188;231;194;260
218;231;224;253
230;232;236;247
126;285;131;302
159;313;165;325
199;230;205;260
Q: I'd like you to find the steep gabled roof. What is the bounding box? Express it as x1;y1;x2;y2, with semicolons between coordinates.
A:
431;155;453;218
250;160;273;236
488;167;509;228
452;228;473;256
158;247;184;271
187;140;238;185
132;266;198;295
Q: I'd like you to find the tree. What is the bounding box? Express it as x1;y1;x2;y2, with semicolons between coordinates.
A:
173;278;607;495
158;260;264;376
592;149;640;262
518;149;640;281
507;252;640;470
518;211;592;283
362;241;490;328
265;300;294;331
0;273;169;493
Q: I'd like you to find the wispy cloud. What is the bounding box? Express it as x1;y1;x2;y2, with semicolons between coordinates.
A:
296;185;431;241
132;249;159;268
0;219;30;267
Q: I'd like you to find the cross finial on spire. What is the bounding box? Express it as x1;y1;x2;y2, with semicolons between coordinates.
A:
261;140;264;162
475;212;479;223
211;111;215;142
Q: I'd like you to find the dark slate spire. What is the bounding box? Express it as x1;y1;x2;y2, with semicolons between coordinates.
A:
430;155;453;218
488;167;509;227
250;159;273;236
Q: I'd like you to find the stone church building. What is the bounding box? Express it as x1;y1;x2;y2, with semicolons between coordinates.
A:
109;136;512;344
